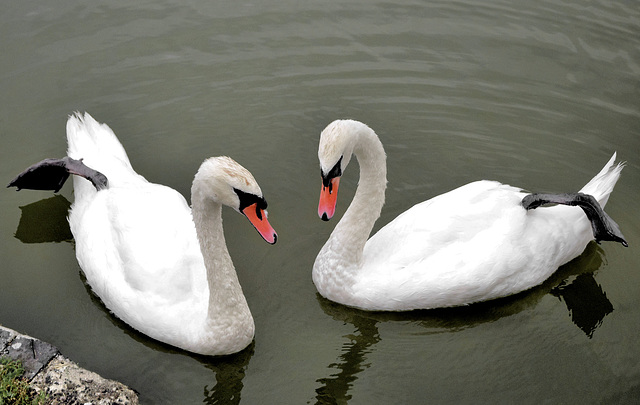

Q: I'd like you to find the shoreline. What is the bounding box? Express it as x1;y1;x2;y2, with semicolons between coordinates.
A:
1;324;139;404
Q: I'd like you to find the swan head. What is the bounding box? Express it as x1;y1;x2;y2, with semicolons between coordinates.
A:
193;156;277;244
317;120;372;221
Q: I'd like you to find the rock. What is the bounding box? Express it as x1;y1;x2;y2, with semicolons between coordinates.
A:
0;325;139;404
30;355;139;405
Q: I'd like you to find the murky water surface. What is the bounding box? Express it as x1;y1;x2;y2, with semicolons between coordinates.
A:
2;1;639;403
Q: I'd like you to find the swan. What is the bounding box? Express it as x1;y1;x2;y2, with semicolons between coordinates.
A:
8;112;277;356
313;119;627;311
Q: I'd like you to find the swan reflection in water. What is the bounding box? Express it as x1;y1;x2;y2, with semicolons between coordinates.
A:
312;242;615;404
13;195;73;243
314;311;380;404
12;195;618;404
549;247;614;338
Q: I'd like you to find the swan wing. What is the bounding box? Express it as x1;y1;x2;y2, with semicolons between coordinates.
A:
358;180;595;309
71;183;207;313
363;181;525;269
358;181;580;309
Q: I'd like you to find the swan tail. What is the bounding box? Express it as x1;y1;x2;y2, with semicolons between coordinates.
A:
578;152;626;246
522;153;626;246
579;152;624;209
66;112;134;174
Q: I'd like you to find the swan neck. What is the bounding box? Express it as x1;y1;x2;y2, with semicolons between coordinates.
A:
190;186;250;324
325;127;387;271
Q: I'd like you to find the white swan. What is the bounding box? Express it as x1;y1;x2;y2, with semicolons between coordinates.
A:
313;120;626;311
9;112;277;356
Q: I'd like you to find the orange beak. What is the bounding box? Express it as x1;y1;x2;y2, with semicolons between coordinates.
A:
242;203;277;244
318;177;340;221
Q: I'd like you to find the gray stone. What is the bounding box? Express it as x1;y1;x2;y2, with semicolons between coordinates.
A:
1;334;59;379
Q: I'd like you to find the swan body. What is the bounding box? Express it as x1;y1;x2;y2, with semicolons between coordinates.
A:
13;113;277;355
314;120;625;311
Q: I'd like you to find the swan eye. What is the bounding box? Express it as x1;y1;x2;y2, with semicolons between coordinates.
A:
234;188;268;212
322;156;343;187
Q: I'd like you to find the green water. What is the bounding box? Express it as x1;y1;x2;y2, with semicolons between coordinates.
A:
1;0;639;403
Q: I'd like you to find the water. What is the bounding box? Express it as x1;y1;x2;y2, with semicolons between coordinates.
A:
2;0;639;403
